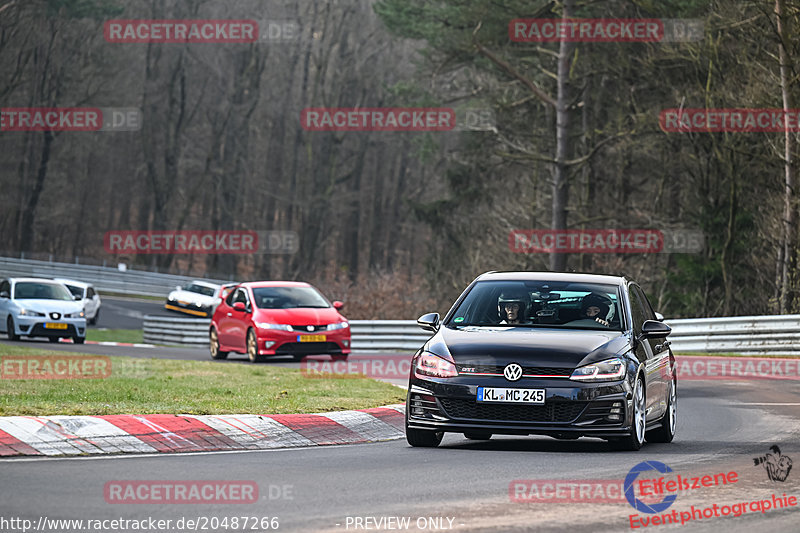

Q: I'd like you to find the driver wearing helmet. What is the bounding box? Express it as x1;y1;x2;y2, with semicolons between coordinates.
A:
573;292;612;327
498;293;529;325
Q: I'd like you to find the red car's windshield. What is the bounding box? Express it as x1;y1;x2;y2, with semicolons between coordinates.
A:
251;287;330;309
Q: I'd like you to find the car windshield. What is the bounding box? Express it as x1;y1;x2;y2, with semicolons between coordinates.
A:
14;282;74;301
184;284;217;297
251;287;330;309
63;284;84;298
446;280;623;331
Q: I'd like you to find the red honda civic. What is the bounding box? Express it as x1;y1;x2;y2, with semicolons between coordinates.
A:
209;281;350;362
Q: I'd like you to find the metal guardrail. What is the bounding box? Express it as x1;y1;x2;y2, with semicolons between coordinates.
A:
143;315;211;346
142;314;800;355
0;256;231;297
666;315;800;354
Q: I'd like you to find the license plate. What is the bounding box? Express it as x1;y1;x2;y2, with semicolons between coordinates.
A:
297;335;326;342
45;323;68;330
477;387;545;404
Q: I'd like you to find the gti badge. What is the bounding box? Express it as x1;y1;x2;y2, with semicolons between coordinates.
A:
504;363;523;382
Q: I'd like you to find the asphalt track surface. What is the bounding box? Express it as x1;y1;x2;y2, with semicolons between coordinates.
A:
2;341;800;531
92;296;173;330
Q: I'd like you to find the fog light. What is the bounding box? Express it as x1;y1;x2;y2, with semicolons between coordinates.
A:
343;340;350;347
607;414;622;421
263;341;275;349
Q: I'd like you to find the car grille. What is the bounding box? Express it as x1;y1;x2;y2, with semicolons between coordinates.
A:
439;398;587;423
276;342;343;355
290;325;327;332
457;365;573;377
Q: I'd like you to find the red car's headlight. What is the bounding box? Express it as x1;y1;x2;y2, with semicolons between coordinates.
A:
414;352;458;378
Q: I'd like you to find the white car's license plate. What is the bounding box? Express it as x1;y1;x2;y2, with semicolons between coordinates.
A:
477;387;545;404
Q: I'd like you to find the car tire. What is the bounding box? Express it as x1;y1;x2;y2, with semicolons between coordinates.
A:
90;309;99;326
48;337;60;343
610;376;645;451
405;399;443;448
463;432;492;440
646;379;676;443
209;328;229;360
6;317;19;341
73;336;85;344
247;329;264;363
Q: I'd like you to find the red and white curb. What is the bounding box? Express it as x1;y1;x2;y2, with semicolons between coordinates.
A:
58;339;155;348
0;405;405;457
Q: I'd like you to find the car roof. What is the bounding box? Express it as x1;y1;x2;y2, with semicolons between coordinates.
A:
474;271;628;286
239;281;312;289
7;277;67;285
54;278;92;288
184;280;221;289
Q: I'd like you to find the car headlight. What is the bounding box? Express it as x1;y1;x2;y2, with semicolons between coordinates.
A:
256;323;293;331
414;351;458;379
570;357;626;382
326;321;349;331
18;309;45;317
168;296;176;302
66;311;85;318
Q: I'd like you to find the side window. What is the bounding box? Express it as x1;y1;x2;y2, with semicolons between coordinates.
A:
628;286;647;334
633;286;656;321
234;288;249;306
225;288;237;306
0;280;9;296
87;288;96;298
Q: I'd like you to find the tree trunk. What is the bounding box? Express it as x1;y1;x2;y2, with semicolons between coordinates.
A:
549;0;575;272
776;0;796;313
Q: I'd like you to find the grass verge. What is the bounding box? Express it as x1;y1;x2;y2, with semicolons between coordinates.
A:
0;343;405;416
86;328;144;344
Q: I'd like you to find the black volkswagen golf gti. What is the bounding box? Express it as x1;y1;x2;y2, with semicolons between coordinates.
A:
405;272;676;451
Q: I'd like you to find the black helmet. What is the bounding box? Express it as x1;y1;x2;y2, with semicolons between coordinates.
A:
581;292;611;318
498;292;527;318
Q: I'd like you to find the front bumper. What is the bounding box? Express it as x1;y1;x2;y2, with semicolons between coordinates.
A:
406;376;633;438
13;316;86;338
255;329;351;356
165;302;212;317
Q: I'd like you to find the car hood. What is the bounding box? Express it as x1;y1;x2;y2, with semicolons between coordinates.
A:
170;290;218;305
425;326;630;368
14;299;84;314
253;307;343;325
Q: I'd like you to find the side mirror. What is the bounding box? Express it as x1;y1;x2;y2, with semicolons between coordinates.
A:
232;302;246;312
654;312;664;321
176;285;183;291
333;301;344;310
417;312;440;332
0;291;8;299
640;319;671;339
